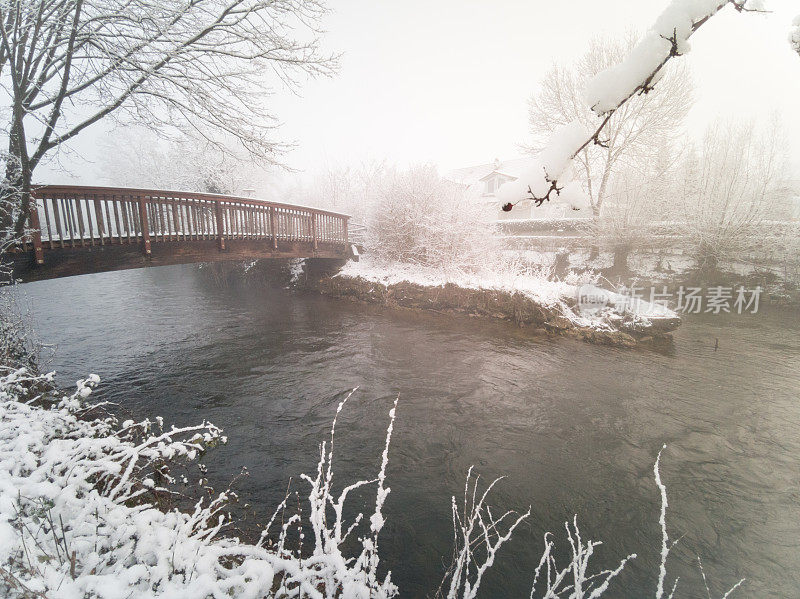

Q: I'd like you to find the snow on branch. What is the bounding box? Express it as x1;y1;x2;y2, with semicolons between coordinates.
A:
528;517;635;598
440;467;531;599
791;14;800;56
499;0;768;213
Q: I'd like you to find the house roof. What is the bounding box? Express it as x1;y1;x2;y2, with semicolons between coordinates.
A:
446;157;534;185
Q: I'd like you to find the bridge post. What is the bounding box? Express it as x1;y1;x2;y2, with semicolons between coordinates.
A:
343;216;349;244
137;196;151;256
311;212;318;251
215;201;226;250
270;206;278;250
28;198;44;265
94;197;105;245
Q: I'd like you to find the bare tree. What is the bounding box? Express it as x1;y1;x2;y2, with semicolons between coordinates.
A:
527;34;693;219
589;167;666;273
99;127;275;195
280;159;393;224
501;0;768;212
367;164;499;272
586;136;684;272
679;118;788;274
0;0;336;238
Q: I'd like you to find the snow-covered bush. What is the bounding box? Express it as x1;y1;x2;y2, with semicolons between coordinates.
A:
678;119;788;273
0;371;398;598
366;164;500;272
437;468;531;599
0;291;38;372
283;160;394;226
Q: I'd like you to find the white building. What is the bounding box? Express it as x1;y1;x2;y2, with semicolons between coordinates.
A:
447;157;585;220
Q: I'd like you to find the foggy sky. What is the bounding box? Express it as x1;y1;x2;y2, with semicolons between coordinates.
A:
40;0;800;185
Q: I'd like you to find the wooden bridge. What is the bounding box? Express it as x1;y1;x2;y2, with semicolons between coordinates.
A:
8;185;353;282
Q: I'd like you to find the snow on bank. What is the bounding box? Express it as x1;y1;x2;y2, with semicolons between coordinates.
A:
337;259;680;333
0;369;397;599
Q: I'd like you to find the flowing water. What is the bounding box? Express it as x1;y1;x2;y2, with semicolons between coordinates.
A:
15;264;800;598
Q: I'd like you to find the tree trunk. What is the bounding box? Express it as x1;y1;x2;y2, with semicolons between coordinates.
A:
612;247;629;273
0;138;20;239
2;119;33;243
11;167;32;240
587;203;601;260
695;248;718;278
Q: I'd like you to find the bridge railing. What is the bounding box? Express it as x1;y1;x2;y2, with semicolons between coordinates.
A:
18;185;350;264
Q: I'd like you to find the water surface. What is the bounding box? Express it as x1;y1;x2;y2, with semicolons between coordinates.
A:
17;265;800;597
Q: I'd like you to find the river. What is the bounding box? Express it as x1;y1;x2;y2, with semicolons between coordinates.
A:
15;264;800;598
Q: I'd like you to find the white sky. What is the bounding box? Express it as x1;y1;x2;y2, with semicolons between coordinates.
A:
41;0;800;184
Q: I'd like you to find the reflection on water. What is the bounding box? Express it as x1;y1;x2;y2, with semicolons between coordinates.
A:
16;264;800;598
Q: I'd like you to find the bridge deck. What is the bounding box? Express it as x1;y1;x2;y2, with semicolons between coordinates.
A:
8;185;352;282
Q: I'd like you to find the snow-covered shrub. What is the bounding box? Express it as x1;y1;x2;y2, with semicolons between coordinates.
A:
0;293;38;372
437;468;530;599
678;119;788;274
437;447;744;599
276;160;394;226
0;371;398;598
366;164;500;272
790;14;800;56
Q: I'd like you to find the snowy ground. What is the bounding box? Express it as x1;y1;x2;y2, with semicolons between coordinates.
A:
337;259;680;333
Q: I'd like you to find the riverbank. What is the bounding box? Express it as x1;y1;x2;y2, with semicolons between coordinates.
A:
302;259;681;347
0;368;399;598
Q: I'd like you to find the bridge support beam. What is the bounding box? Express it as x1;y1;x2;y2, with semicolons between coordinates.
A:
138;196;151;256
312;212;318;251
270;206;278;250
216;203;226;251
29;202;44;265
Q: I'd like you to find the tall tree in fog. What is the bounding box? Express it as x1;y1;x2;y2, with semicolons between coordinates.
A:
0;0;336;238
526;34;693;218
587;139;681;273
100;128;274;196
680;118;788;273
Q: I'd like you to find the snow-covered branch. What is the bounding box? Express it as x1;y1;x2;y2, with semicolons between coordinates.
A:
500;0;768;213
790;14;800;56
440;467;530;599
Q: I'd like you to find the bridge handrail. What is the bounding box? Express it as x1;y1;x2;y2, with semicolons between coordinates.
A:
31;185;352;220
18;184;351;265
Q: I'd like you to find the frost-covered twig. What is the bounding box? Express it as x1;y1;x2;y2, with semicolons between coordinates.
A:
527;518;634;599
654;444;677;599
440;467;531;599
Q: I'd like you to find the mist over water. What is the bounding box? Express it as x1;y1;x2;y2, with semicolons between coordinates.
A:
17;264;800;598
